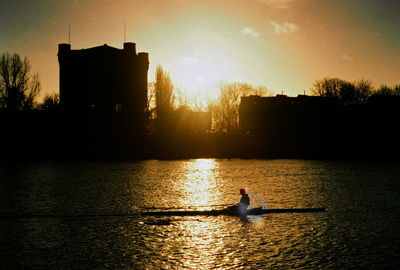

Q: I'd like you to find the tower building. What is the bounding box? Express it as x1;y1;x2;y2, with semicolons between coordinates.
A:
58;42;149;115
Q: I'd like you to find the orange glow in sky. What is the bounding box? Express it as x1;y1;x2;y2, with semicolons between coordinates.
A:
148;15;252;100
1;0;399;100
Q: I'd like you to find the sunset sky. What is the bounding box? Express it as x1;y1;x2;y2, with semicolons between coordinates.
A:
1;0;399;99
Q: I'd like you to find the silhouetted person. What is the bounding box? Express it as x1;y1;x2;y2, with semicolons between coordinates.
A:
238;188;250;218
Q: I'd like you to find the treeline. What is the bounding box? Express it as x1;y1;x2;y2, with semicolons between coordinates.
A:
0;52;59;111
312;77;400;105
150;65;273;133
152;73;400;133
2;51;400;115
1;52;400;160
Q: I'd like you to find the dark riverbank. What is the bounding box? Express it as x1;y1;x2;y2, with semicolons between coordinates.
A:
1;111;399;161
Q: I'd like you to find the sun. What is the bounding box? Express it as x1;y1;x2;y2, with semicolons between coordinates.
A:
144;14;253;108
166;37;252;108
160;37;239;106
175;44;236;99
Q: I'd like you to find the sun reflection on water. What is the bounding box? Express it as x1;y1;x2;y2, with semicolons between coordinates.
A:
174;217;236;269
179;159;221;210
173;159;239;268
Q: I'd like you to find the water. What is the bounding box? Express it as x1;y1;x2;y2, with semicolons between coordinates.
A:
1;159;400;269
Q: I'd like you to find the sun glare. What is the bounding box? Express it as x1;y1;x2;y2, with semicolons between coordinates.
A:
145;14;253;107
180;159;220;208
176;43;235;92
165;42;242;107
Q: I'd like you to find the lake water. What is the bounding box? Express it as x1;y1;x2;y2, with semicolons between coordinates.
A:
1;159;400;269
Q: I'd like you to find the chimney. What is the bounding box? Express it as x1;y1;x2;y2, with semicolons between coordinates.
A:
123;42;136;55
58;43;71;55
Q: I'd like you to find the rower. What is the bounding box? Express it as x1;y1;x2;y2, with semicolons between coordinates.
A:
238;188;250;218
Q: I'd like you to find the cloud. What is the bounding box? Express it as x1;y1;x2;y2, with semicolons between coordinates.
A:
181;57;200;66
269;21;299;34
241;27;260;38
258;0;292;9
341;53;354;63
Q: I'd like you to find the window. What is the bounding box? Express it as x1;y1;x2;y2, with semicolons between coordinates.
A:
115;104;122;112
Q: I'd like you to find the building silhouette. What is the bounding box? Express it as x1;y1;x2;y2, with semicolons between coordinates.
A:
239;94;337;134
58;42;149;115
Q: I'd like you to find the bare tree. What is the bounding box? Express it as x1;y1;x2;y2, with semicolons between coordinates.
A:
339;81;357;105
39;93;60;111
173;87;188;109
311;77;345;100
312;77;373;105
0;53;41;111
155;65;174;119
354;79;374;105
210;82;270;132
394;85;400;95
146;82;156;119
375;85;396;96
253;86;269;96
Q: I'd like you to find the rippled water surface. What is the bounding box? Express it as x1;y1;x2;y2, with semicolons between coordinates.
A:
1;159;400;269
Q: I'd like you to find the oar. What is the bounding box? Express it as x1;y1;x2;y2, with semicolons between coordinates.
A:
144;204;233;210
189;204;233;208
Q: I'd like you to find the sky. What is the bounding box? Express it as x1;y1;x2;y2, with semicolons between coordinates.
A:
0;0;399;100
